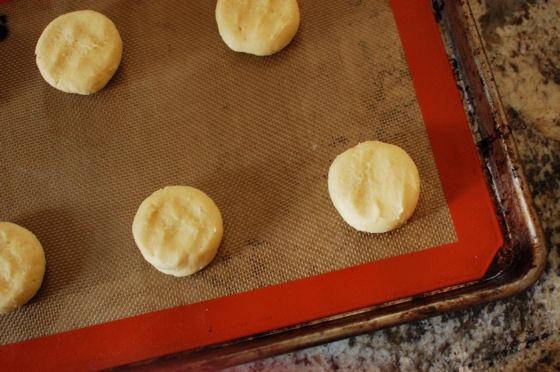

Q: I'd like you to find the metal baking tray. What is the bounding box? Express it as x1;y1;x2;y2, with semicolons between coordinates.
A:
114;0;546;369
0;0;546;370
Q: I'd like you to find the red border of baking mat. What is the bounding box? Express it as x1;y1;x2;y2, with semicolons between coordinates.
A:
0;0;503;370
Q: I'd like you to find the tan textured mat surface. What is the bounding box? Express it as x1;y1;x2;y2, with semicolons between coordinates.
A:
0;0;456;345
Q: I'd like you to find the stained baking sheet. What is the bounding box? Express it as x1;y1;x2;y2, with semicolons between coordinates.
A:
0;0;503;370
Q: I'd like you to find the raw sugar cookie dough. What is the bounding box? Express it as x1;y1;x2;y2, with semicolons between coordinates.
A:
328;141;420;233
0;222;46;314
132;186;224;277
35;10;123;95
216;0;300;56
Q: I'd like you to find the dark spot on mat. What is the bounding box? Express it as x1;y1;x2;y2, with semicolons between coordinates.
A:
0;14;8;42
327;136;349;148
247;239;268;247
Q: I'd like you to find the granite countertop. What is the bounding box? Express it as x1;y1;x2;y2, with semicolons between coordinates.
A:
232;0;560;370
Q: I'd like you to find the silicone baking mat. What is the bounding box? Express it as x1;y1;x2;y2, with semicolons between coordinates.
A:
0;0;502;369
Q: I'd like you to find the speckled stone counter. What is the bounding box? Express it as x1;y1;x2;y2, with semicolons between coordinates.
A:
231;1;560;370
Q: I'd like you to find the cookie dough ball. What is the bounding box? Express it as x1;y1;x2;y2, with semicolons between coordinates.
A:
0;222;46;314
132;186;224;277
328;141;420;233
216;0;300;56
35;10;123;95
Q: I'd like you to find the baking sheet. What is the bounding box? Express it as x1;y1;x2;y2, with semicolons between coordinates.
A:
0;0;457;345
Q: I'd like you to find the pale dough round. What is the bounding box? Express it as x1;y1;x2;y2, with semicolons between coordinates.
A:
328;141;420;233
132;186;224;277
0;222;46;314
35;10;123;95
216;0;300;56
